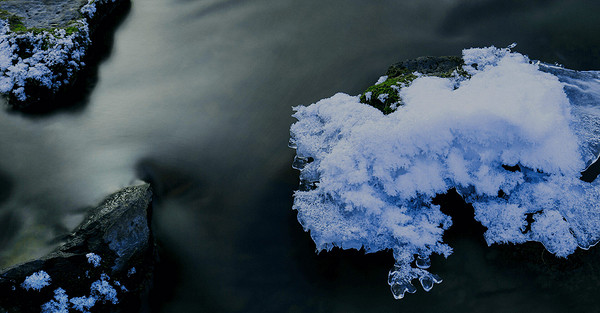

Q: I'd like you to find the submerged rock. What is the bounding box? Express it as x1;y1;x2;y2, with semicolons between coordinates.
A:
0;0;128;110
0;183;155;313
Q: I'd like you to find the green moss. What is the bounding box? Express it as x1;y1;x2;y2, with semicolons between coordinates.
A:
19;25;80;36
360;60;472;114
64;25;79;35
359;73;417;114
0;10;26;32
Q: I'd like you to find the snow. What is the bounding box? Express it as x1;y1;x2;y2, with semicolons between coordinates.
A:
91;273;119;304
289;45;600;299
86;252;101;267
70;295;96;312
127;267;136;276
41;288;69;313
37;273;119;312
21;270;51;291
80;0;98;18
377;93;389;103
375;75;388;85
0;19;89;103
81;0;119;18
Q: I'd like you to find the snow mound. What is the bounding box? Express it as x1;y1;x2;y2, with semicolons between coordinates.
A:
290;46;600;299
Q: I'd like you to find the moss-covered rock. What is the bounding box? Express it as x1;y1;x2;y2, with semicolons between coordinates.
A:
359;56;469;114
0;0;129;111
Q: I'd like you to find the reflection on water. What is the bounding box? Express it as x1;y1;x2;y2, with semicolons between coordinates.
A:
0;0;599;312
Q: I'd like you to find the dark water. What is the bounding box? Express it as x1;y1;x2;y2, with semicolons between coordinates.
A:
1;0;600;312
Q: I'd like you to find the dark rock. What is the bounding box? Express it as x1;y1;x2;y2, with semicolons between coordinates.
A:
0;183;155;313
386;55;464;78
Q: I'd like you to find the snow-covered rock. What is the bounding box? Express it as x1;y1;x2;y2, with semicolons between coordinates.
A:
290;45;600;299
0;0;126;110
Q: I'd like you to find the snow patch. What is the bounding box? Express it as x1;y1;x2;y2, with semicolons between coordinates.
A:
86;253;101;267
41;288;69;313
22;270;51;291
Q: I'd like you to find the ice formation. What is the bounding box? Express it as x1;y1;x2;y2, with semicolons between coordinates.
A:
19;257;122;312
21;270;51;291
37;273;120;312
86;252;102;267
289;46;600;299
41;288;69;313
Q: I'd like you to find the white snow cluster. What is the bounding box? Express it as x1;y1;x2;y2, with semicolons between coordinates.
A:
20;256;123;312
80;0;118;19
41;288;69;313
0;20;89;102
21;270;51;291
290;46;600;299
86;252;102;267
40;273;120;313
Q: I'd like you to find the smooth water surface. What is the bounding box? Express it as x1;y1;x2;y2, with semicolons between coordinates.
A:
1;0;600;312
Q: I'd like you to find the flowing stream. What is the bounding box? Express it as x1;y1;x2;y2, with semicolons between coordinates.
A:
0;0;599;312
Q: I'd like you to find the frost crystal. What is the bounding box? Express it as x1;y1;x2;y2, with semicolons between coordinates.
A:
22;270;51;291
127;267;136;276
290;46;600;299
41;288;69;313
70;296;96;313
86;252;102;267
91;274;119;304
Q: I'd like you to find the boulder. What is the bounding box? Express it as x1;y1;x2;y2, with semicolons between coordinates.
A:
0;0;128;110
0;183;155;313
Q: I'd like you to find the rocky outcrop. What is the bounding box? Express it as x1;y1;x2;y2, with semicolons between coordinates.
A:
0;183;155;313
0;0;128;110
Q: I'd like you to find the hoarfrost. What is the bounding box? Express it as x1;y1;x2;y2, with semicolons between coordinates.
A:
70;295;96;312
290;46;600;299
86;252;101;267
91;273;118;304
22;270;51;291
0;19;89;102
41;288;69;313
